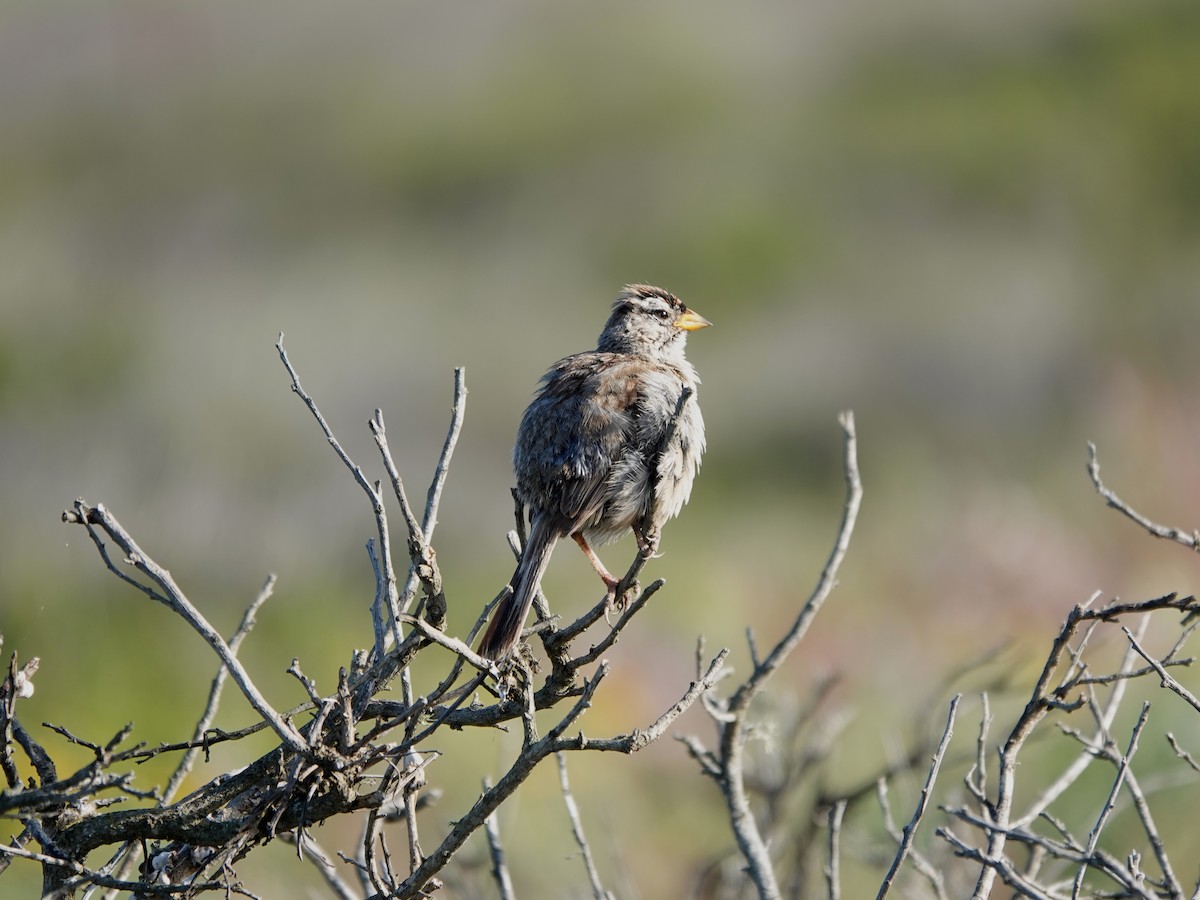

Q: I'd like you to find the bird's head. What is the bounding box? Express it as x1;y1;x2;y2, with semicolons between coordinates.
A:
597;284;711;359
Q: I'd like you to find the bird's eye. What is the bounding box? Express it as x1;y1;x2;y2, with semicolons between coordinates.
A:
654;308;671;320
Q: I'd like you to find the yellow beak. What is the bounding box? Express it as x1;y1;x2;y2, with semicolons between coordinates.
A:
674;309;713;331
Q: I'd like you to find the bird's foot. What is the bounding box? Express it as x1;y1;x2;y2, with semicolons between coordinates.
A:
633;527;662;559
488;649;539;700
603;576;641;624
600;575;621;625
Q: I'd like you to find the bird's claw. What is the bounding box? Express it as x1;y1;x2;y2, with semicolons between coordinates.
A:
602;578;639;625
601;578;621;625
634;529;661;559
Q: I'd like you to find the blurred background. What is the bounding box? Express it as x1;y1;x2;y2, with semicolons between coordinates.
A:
3;0;1200;895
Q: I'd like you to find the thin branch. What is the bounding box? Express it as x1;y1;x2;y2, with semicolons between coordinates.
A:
276;333;405;653
877;693;961;899
284;832;359;900
730;410;861;712
1123;625;1200;715
966;691;991;805
1087;442;1200;550
422;367;467;543
1167;732;1200;774
0;841;221;896
1064;707;1185;899
566;579;666;667
1013;614;1151;828
875;779;947;900
939;828;1060;900
397;615;494;675
825;799;847;900
1119;765;1184;899
714;411;860;900
401;750;426;876
482;777;515;900
964;592;1187;900
557;753;613;900
396;665;611;898
62;501;305;754
102;576;279;893
570;649;729;754
1071;701;1151;899
166;574;276;803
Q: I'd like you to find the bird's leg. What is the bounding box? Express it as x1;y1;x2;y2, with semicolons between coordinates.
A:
571;533;628;621
571;533;621;595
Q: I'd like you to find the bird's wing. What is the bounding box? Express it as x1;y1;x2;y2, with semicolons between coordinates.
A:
514;353;638;532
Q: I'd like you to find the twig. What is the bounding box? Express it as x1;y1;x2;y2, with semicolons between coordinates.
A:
711;411;861;900
1071;701;1151;899
733;411;860;708
1120;763;1184;898
1087;442;1200;550
397;615;494;675
276;333;405;653
963;593;1195;899
397;665;611;897
1123;626;1200;715
0;841;220;896
102;576;278;894
1013;614;1151;828
557;752;613;900
567;580;666;667
398;647;726;897
167;574;275;802
571;649;729;754
875;779;947;900
482;777;515;900
825;799;847;900
423;367;467;543
877;693;961;899
63;500;305;754
284;832;359;900
938;828;1060;900
966;691;991;804
1063;708;1185;898
1167;733;1200;774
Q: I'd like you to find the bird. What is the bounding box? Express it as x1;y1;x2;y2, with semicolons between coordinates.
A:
478;284;710;661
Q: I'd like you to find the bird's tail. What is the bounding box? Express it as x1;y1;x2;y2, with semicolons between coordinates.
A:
478;518;559;660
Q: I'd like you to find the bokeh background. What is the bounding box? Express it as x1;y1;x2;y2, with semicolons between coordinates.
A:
4;0;1200;895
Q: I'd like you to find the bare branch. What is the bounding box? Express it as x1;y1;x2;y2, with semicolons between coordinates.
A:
1166;732;1200;774
1087;442;1200;550
966;691;991;804
1123;625;1200;715
277;333;405;653
730;410;861;713
877;693;961;899
701;411;860;900
396;664;611;897
283;832;359;900
1013;614;1151;828
1071;701;1150;899
938;828;1059;900
825;799;847;900
557;752;614;900
168;574;275;802
0;841;221;897
579;648;730;754
61;500;305;754
422;367;467;542
875;779;947;900
482;777;515;900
